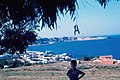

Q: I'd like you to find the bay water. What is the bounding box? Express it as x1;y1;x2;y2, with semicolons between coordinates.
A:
28;35;120;59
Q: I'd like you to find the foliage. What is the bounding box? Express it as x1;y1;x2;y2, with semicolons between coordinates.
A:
80;55;94;61
0;0;117;29
0;0;78;55
78;65;94;69
97;0;119;8
0;0;78;29
95;65;120;70
0;59;32;69
0;60;7;68
0;22;37;54
0;0;119;55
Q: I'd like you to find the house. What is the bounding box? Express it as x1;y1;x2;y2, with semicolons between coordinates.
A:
93;55;119;65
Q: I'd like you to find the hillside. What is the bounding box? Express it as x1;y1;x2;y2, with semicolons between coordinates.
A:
0;61;120;80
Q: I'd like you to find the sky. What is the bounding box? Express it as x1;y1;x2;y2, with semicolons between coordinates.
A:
37;0;120;38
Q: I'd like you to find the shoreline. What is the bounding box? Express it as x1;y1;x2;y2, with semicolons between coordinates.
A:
31;36;108;46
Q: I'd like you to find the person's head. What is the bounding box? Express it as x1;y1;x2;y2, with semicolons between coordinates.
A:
70;60;77;69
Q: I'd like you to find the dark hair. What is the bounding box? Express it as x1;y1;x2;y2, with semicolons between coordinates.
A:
71;60;77;65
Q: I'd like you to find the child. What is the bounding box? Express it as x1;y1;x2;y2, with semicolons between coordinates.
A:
67;60;85;80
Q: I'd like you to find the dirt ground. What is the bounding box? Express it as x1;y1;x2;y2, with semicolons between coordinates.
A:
0;61;120;80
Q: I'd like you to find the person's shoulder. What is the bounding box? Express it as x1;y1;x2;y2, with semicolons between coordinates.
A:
77;69;85;73
68;69;72;71
76;68;80;71
67;69;72;74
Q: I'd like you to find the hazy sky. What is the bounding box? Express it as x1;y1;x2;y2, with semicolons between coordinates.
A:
38;0;120;38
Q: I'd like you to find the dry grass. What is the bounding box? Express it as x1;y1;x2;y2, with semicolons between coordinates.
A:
0;61;120;80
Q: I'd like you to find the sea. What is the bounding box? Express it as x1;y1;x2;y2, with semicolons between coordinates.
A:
28;35;120;59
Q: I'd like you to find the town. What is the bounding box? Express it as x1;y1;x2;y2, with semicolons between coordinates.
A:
1;49;120;69
0;50;72;68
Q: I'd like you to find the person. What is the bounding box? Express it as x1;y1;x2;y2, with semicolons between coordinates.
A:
67;60;85;80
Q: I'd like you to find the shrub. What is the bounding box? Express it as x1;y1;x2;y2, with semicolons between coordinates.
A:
80;55;94;61
78;65;93;69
